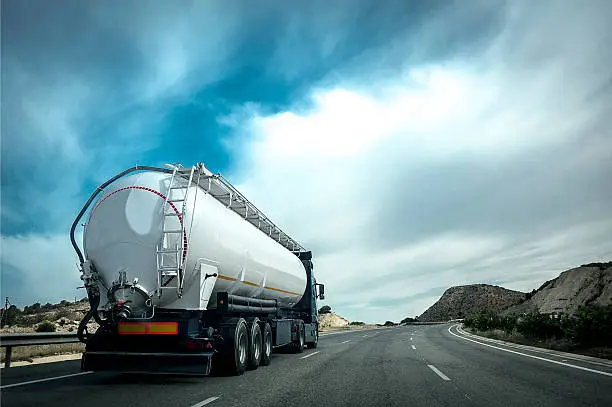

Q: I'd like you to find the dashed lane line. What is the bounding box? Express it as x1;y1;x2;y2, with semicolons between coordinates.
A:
428;365;451;381
191;396;221;407
300;351;320;359
0;371;93;389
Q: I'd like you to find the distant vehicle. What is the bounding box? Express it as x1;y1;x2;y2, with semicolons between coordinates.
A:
72;162;324;375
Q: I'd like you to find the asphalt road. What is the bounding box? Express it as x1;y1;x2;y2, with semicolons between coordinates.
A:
2;324;612;407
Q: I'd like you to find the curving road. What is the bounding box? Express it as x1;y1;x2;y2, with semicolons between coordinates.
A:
2;324;612;406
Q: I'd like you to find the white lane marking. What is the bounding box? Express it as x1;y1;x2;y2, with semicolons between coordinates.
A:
0;371;93;389
300;351;320;359
340;340;351;344
428;365;451;381
449;325;612;377
362;334;369;338
191;396;220;407
410;337;413;341
411;345;416;350
457;325;612;368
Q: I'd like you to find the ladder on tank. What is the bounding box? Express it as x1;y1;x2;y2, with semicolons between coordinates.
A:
156;164;201;298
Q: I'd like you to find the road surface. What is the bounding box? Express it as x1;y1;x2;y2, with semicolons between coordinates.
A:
2;324;611;406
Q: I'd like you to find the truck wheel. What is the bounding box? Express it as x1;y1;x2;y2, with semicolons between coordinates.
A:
260;322;272;366
229;318;249;375
247;318;262;370
292;321;305;353
307;329;318;349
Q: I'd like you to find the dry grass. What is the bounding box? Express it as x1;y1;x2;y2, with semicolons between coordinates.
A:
1;343;85;363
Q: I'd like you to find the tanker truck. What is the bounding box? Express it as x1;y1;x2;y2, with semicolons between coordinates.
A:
71;162;325;375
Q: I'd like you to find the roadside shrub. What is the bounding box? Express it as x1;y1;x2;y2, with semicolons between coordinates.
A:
349;321;365;326
516;312;562;339
465;304;612;349
36;320;56;332
41;303;55;311
318;305;332;314
562;304;612;347
0;305;23;327
29;313;48;325
464;310;500;331
400;317;418;324
23;302;41;314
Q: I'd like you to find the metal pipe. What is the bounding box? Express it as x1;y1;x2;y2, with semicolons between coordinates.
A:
226;304;277;314
227;293;277;308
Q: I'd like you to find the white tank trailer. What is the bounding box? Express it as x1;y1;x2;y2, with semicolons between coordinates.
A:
73;163;325;375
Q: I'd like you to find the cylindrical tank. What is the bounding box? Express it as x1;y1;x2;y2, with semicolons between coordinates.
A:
83;170;307;310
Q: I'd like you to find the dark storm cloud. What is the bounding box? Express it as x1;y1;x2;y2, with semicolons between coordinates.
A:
1;0;506;235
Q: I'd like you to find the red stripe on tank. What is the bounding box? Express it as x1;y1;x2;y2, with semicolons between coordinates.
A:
90;186;188;260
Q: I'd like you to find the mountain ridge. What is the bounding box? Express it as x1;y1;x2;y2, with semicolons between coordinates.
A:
418;262;612;321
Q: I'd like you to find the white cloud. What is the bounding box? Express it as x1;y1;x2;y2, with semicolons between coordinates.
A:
1;233;84;307
222;2;612;323
3;1;611;321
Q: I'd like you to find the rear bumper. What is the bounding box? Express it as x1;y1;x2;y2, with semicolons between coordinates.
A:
82;351;214;375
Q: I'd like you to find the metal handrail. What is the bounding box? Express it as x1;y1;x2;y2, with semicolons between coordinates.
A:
0;332;80;368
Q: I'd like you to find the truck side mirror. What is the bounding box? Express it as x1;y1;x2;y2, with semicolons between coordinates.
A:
316;284;325;300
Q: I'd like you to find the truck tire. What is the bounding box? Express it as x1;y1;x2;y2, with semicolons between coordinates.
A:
247;318;262;370
307;329;318;349
226;318;249;375
292;320;305;353
260;322;273;366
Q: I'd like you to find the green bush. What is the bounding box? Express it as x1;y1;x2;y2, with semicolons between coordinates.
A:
36;320;56;332
516;312;562;339
562;304;612;347
400;317;418;324
464;304;612;348
0;305;23;327
318;305;332;314
349;321;365;326
23;303;41;314
464;310;500;331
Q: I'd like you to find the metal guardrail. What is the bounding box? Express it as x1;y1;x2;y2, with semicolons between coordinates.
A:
0;332;80;368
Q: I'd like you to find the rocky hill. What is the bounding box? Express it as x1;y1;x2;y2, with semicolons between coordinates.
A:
504;262;612;315
418;284;526;322
0;299;97;334
318;312;349;329
419;261;612;321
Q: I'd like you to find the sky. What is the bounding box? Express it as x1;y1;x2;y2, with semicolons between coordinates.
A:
1;0;611;323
